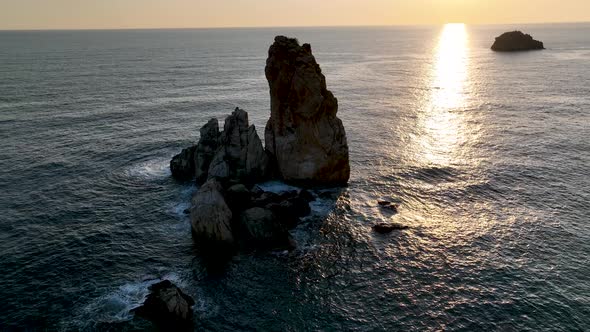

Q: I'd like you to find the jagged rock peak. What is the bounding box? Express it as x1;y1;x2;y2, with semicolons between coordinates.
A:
208;107;269;185
170;108;269;185
194;118;220;183
170;145;197;180
264;36;350;185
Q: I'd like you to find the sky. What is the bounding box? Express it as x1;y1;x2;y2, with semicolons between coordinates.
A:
1;0;589;30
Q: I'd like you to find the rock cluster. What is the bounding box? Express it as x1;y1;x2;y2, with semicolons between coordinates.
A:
170;36;349;252
491;31;544;52
208;108;269;185
265;36;350;185
171;108;269;185
131;280;195;330
190;177;315;251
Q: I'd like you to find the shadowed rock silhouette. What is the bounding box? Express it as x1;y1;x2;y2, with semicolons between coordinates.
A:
491;31;544;52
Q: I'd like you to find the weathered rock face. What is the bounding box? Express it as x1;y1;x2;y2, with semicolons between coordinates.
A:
170;146;196;180
264;36;350;185
491;31;544;52
194;118;220;183
170;108;269;184
190;179;234;247
208;108;269;185
131;280;195;329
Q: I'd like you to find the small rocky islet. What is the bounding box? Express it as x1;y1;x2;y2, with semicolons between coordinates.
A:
172;35;350;254
131;280;195;331
491;30;545;52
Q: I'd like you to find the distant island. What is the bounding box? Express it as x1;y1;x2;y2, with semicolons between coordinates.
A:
491;31;545;52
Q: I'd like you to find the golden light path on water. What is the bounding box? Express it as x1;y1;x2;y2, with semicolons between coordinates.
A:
388;23;494;246
420;23;470;167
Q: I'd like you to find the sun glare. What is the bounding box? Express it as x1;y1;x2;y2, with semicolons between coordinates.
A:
433;23;468;109
419;23;470;166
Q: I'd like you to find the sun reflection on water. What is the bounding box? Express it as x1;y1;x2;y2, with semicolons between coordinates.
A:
420;23;470;167
433;23;468;109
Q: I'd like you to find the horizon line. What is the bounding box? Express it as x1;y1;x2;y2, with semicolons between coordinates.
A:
1;20;589;32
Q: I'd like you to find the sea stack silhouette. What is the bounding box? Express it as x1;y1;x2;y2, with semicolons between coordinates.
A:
265;36;350;185
491;31;545;51
169;36;349;252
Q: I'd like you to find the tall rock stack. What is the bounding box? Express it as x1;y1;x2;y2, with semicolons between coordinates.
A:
264;36;350;185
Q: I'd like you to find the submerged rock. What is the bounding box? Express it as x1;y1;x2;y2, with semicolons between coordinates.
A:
378;201;399;213
298;189;316;203
264;193;311;229
190;179;234;248
373;223;409;234
491;31;544;52
264;36;350;185
251;190;281;207
131;280;194;329
240;207;290;248
170;146;197;180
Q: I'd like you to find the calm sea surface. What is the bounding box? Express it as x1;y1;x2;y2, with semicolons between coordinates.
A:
1;24;589;331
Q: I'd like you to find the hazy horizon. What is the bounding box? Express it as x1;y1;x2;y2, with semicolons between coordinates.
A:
1;0;589;30
1;20;590;32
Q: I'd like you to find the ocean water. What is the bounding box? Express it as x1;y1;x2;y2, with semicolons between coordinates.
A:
1;23;589;331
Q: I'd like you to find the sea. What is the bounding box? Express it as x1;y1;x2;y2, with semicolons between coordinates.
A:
1;23;589;331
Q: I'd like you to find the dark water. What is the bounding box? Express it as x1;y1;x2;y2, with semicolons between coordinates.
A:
1;24;589;331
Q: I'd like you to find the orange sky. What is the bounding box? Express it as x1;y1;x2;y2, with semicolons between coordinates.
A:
1;0;589;30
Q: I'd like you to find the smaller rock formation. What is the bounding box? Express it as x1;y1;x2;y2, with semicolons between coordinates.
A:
254;189;313;230
373;223;409;234
190;179;234;248
131;280;195;330
170;108;269;185
208;108;269;185
491;31;544;52
240;207;291;248
170;146;197;180
265;36;350;185
189;176;314;251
